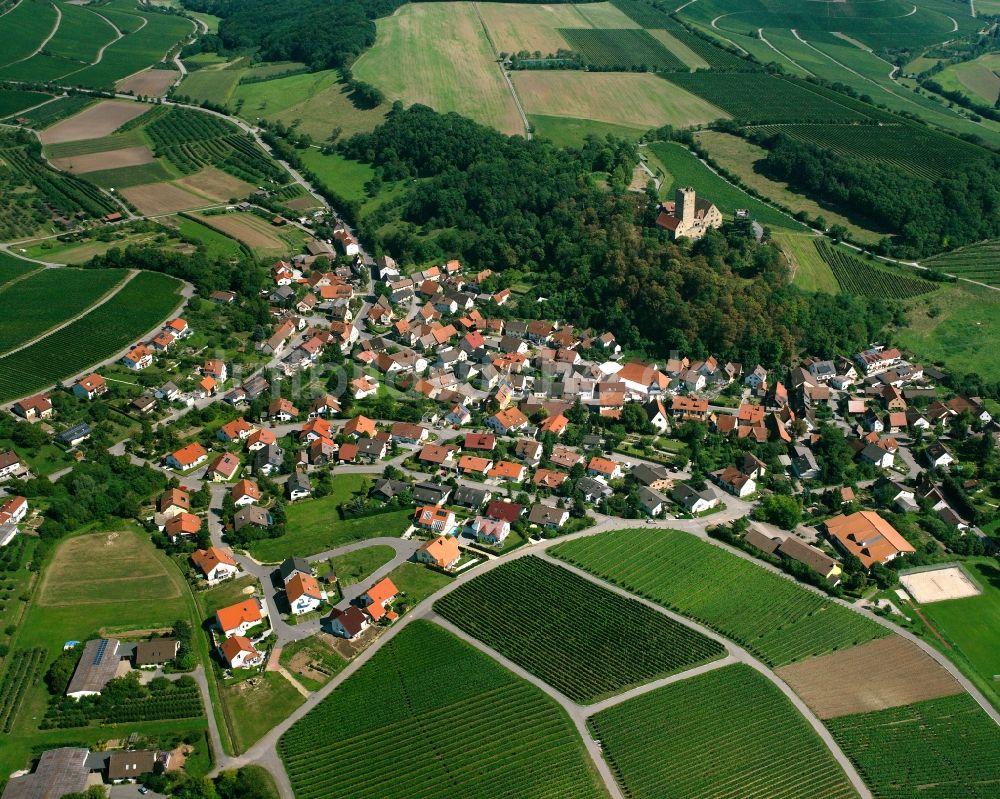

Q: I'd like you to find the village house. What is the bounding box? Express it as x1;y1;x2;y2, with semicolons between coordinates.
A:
216;598;267;638
416;535;462;568
825;510;915;569
164;512;201;541
218;418;256;443
326;606;370;640
711;466;756;498
638;486;668;516
219;635;262;669
285;572;325;616
233;505;271;532
672;483;720;514
230;479;261;507
13;394;54;421
527;503;569;529
121;345;154;371
191;547;240;583
206;452;241;481
73;373;108;400
358;577;399;623
165;442;208;471
415;505;457;536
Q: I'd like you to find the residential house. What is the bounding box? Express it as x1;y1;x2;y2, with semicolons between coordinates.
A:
638;486;667;516
486;407;529;435
711;466;756;498
215;598;267;638
416;535;462;568
358;577;398;622
527;503;569;528
390;422;428;445
576;476;614;503
121;345;153;371
413;482;451;506
463;433;496;451
344;415;377;438
415;505;457;536
164;513;201;540
231;479;260;507
452;485;492;508
287;470;312;501
631;463;672;490
285;572;324;616
191;547;239;583
485;500;523;524
219;635;262;669
488;461;526;482
73;374;107;400
825;510;915;569
218;418;256;443
206;452;241;481
325;606;370;640
791;446;820;480
672;483;720;514
253;443;284;476
925;440;954;469
268;398;299;422
419;443;456;467
233;505;271;532
165;443;208;471
0;450;24;482
860;442;894;469
56;423;91;447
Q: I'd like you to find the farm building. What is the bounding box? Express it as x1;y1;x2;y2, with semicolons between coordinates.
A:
825;511;915;569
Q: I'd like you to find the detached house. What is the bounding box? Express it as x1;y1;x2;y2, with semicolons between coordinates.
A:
165;442;208;471
73;374;107;400
672;483;720;514
219;635;262;669
416;535;462;569
216;598;267;638
285;572;324;616
326;606;370;640
207;452;241;481
121;345;154;371
711;466;756;498
415;505;457;536
160;488;191;520
191;547;239;583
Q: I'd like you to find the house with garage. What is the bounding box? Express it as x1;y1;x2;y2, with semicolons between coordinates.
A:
165;442;208;471
121;345;154;371
924;440;954;469
416;535;462;568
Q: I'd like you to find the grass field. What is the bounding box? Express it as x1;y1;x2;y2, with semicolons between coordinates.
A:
44;128;147;159
178;66;244;106
297;149;375;203
230;69;388;141
529;114;647;146
477;1;636;54
776;232;839;293
173;215;246;260
590;663;857;799
82;161;178;189
353;3;524;135
648;29;709;69
385;562;452;608
326;545;395;588
223;671;304;753
552;528;888;667
0;267;128;355
513;71;726;131
694;130;885;243
828;693;1000;798
0;270;183;403
247;475;409;562
279;620;607;799
647;141;802;231
435;556;725;703
916;558;1000;710
894;282;1000;380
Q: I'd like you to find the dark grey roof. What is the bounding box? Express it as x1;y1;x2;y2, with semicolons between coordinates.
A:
671;483;715;508
134;639;178;666
66;639;121;696
234;505;271;530
1;748;90;799
371;479;409;499
745;528;780;555
106;750;157;781
638;486;666;510
280;557;313;582
413;482;451;504
453;485;490;507
576;476;613;499
527;503;567;526
56;423;91;445
631;463;669;486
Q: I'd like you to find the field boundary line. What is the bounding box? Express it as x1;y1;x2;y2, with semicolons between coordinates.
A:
0;269;136;358
0;262;43;292
538;551;873;799
757;28;814;76
472;1;531;139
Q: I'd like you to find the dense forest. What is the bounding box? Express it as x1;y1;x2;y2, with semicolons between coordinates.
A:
338;104;891;366
753;132;1000;257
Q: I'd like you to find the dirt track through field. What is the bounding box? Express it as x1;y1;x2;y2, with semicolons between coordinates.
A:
776;635;963;718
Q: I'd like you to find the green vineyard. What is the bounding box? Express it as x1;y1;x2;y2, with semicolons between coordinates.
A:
0;267;128;355
279;621;606;799
42;674;203;729
551;528;888;667
0;271;183;403
815;241;938;299
0;648;46;733
590;664;858;799
827;694;1000;799
763;122;989;181
561;28;687;71
146;108;284;185
664;73;873;124
923;240;1000;287
434;556;726;703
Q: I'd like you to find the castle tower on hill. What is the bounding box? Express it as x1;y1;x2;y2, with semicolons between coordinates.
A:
654;186;723;241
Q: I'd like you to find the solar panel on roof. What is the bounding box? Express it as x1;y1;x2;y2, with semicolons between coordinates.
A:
93;639;109;664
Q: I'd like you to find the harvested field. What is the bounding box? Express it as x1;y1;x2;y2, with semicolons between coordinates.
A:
121;181;213;214
117;67;179;97
776;635;962;719
174;166;255;202
512;71;726;129
191;211;286;251
38;100;149;144
478;2;636;55
51;145;155;174
901;565;982;603
283;196;321;211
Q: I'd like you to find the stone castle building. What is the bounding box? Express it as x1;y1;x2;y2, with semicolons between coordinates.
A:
655;186;723;240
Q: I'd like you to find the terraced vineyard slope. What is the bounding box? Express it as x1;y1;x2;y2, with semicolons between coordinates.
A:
434;556;726;703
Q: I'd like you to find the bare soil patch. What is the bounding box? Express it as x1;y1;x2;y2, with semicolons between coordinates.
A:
38;100;149;144
282;196;321;211
122;181;213;214
901;565;982;603
776;636;962;718
174;166;255;202
51;145;155;174
117;68;179;97
192;211;285;250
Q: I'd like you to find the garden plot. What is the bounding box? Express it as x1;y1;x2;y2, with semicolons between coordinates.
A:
900;565;982;603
